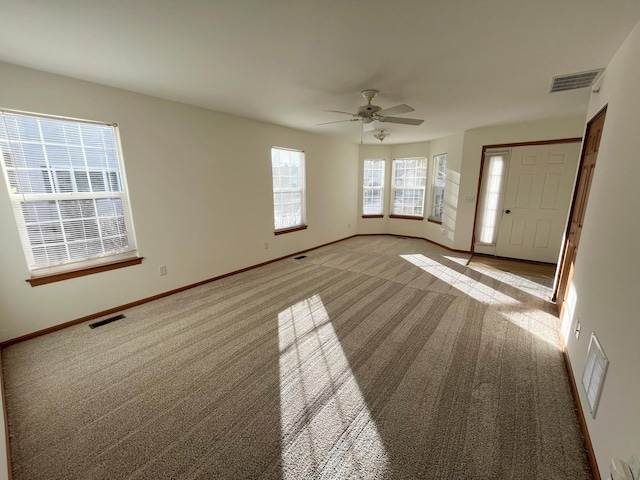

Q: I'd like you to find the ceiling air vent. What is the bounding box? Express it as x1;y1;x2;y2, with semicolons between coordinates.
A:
549;69;604;93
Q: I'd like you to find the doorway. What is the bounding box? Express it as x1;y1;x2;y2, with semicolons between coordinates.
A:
473;140;582;264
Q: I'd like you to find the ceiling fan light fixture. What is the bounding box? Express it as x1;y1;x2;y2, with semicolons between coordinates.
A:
373;130;390;142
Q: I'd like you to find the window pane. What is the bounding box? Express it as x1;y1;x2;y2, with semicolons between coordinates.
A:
363;159;385;215
272;148;305;229
392;158;426;216
0;111;137;271
478;154;506;244
431;154;447;220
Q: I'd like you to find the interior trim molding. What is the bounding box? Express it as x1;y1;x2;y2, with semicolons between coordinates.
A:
0;235;356;348
558;333;601;480
483;137;583;149
1;233;469;347
357;233;470;254
388;214;424;221
274;225;308;235
27;257;144;287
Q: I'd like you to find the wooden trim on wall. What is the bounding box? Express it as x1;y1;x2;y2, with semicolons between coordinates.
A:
274;225;308;235
27;257;144;287
483;137;583;149
357;233;471;254
0;354;13;480
361;214;384;219
388;215;424;221
0;235;356;347
1;233;469;347
558;333;601;480
553;106;608;303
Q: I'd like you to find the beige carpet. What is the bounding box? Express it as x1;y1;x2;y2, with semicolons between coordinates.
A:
2;236;592;479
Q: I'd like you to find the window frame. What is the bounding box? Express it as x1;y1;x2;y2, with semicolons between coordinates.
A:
271;146;307;234
428;153;448;224
0;109;141;285
389;157;427;219
362;158;385;217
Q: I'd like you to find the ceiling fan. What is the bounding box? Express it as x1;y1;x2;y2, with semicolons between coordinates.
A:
319;89;424;132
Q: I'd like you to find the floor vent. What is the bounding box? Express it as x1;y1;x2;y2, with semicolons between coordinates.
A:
294;255;307;260
395;236;408;240
89;314;125;329
549;69;604;93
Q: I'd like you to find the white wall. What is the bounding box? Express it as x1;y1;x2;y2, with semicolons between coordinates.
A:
457;116;587;251
0;61;359;342
562;19;640;478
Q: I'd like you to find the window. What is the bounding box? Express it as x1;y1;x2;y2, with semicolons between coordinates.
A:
271;147;306;231
429;153;447;222
0;110;138;280
476;149;508;244
362;159;385;216
390;157;427;218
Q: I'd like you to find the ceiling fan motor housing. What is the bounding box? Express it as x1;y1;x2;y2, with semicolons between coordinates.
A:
358;104;381;120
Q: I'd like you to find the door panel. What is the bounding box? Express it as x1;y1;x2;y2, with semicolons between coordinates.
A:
496;143;581;263
556;110;606;316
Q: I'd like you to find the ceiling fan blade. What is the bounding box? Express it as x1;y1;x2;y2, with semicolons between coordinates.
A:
362;122;376;132
324;110;358;116
317;118;360;125
377;104;414;117
379;117;424;126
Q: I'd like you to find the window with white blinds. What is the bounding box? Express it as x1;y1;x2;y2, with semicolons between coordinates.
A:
363;159;385;215
430;153;447;221
476;150;508;245
391;157;427;217
0;110;138;276
271;147;305;230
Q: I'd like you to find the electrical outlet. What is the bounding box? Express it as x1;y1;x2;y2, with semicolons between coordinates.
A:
159;265;167;276
441;228;446;235
575;318;581;340
264;242;269;250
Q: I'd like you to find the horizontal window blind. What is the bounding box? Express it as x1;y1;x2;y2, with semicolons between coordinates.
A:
363;159;385;215
391;157;427;216
0;110;138;274
271;147;305;230
431;154;447;220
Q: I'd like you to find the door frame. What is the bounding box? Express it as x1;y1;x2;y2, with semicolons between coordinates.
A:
553;106;608;305
471;137;583;257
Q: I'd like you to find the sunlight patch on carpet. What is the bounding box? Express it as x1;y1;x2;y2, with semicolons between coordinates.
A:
278;295;388;479
400;254;519;305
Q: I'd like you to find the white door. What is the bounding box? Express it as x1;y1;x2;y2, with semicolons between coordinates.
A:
495;143;580;263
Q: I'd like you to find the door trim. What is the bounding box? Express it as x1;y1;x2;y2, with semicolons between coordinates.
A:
471;137;583;253
553;106;607;303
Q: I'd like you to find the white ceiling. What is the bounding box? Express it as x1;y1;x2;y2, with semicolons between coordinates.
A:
1;0;640;144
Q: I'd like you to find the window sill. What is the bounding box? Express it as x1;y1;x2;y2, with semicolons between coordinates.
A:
361;214;384;219
274;225;308;236
427;217;443;224
27;257;144;287
388;215;424;221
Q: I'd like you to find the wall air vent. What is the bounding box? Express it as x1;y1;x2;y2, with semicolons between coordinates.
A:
582;332;609;418
549;69;604;93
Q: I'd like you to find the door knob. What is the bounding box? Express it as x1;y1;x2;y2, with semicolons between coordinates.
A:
505;209;511;214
